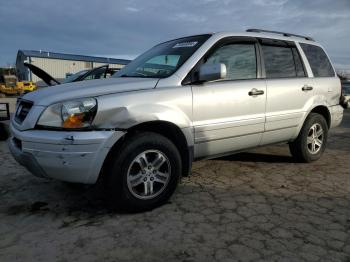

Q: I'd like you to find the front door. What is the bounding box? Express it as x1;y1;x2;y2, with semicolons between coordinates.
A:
192;38;266;158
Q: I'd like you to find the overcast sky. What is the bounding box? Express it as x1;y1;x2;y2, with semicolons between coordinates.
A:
0;0;349;69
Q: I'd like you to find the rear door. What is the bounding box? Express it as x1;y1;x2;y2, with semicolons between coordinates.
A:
192;37;267;158
259;39;314;145
299;43;340;107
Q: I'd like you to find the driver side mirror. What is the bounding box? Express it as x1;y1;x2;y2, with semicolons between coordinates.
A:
198;63;227;82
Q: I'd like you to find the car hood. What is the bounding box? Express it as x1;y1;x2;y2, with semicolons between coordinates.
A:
24;63;60;86
23;77;159;106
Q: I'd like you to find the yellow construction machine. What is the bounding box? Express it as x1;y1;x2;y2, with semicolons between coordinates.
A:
0;71;36;96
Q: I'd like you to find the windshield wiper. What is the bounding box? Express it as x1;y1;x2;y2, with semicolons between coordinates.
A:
119;74;153;78
120;74;147;78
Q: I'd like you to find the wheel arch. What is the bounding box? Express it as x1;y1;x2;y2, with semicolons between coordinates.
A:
100;120;194;182
309;105;331;128
293;105;331;140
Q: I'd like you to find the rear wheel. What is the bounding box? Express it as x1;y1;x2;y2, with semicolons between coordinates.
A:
289;113;328;163
106;132;181;212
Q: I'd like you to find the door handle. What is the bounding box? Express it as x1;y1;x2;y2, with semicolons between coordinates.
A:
248;88;264;96
302;85;313;91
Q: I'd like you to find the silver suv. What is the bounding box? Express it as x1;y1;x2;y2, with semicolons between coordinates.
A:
9;29;344;211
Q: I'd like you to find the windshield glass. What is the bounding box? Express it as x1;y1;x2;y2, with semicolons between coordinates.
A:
82;67;108;80
114;34;211;78
63;70;89;83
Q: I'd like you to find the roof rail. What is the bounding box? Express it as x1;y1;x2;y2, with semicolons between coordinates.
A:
246;29;315;41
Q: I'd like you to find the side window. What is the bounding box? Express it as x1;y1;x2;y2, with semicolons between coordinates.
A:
204;44;257;80
300;43;334;77
261;45;297;78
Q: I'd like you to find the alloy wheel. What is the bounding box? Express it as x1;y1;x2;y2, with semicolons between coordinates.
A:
307;123;324;154
126;150;171;200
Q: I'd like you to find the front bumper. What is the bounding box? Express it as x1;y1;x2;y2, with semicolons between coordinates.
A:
8;124;126;184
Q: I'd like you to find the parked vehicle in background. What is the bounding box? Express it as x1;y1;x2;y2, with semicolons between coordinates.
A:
0;74;36;96
341;80;350;109
17;81;37;93
24;63;120;87
0;75;20;95
9;29;344;211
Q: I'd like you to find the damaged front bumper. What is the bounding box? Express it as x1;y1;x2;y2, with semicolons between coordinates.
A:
8;124;126;184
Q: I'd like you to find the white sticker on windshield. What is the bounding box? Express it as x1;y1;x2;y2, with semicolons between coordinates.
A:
173;41;198;48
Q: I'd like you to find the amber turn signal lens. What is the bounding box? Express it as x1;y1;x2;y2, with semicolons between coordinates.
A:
63;114;85;128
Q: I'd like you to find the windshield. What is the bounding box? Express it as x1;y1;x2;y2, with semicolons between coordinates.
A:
114;34;211;79
63;70;89;83
82;67;108;80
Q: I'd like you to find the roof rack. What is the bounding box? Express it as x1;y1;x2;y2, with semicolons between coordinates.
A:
246;29;314;41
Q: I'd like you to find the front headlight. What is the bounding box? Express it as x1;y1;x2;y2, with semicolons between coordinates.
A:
37;98;97;129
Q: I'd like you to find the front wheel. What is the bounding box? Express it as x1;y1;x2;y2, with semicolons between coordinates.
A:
106;132;182;212
289;113;328;163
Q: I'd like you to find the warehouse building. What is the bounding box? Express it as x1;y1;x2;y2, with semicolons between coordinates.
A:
16;50;130;83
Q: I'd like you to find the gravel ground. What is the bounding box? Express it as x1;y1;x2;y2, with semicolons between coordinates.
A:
0;111;349;262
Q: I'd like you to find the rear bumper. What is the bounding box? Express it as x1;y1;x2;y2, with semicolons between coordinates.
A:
340;95;349;109
329;105;344;128
8;124;126;184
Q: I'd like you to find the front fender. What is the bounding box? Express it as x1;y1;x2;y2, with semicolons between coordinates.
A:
95;103;192;129
93;87;193;130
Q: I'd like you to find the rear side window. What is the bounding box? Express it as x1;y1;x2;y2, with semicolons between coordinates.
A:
261;44;305;78
300;43;334;77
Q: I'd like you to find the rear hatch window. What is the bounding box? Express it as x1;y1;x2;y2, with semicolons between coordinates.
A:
300;43;335;77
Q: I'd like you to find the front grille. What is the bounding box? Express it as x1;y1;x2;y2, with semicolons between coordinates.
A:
15;100;33;124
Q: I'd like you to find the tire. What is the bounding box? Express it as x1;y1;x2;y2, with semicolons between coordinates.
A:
105;132;182;212
289;113;328;163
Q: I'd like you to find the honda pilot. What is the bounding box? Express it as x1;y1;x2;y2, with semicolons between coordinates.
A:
9;29;344;211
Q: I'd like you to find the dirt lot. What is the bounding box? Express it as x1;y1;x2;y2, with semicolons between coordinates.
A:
0;111;349;262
